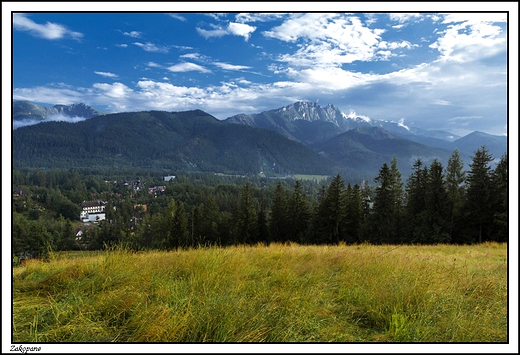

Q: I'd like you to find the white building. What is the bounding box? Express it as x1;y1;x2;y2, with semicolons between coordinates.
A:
80;201;106;223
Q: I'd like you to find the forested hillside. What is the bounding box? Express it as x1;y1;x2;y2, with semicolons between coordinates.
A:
12;146;507;259
12;110;333;175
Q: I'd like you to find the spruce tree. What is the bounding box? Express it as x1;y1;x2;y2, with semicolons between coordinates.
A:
318;174;348;244
233;182;257;245
424;159;450;243
404;158;428;243
389;156;404;242
370;163;395;244
345;183;363;243
201;195;220;246
287;180;310;243
445;149;466;243
491;153;508;242
465;146;494;243
175;202;189;248
255;200;270;245
269;181;288;244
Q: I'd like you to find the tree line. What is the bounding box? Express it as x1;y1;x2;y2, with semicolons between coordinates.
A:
12;146;507;258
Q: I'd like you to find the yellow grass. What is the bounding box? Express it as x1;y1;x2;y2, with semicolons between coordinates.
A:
12;242;508;342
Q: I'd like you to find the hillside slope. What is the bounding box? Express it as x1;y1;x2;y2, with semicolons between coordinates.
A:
12;110;334;175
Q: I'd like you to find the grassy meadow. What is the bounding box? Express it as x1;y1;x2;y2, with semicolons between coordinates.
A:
12;242;507;342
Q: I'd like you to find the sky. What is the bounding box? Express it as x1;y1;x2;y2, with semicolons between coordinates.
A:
5;3;517;138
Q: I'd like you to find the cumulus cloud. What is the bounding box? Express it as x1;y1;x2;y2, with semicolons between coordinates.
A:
197;22;256;41
227;22;256;41
263;14;389;66
429;14;506;62
13;13;83;40
93;82;132;99
167;62;211;73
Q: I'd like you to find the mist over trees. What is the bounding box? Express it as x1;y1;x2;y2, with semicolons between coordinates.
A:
12;147;508;258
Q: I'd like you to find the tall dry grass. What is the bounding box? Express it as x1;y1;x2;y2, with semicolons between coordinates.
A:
12;242;507;342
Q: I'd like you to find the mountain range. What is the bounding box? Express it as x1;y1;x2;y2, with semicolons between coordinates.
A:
11;101;507;180
13;101;104;129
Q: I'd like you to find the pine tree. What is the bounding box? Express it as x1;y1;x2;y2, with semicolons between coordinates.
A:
465;146;494;243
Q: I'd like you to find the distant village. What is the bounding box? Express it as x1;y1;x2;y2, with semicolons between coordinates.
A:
79;176;174;223
14;175;176;245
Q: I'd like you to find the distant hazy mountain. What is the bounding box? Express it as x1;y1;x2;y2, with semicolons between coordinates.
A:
315;126;453;178
451;131;507;161
13;101;103;129
225;101;506;172
12;110;334;175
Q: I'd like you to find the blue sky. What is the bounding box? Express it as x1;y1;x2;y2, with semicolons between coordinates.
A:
5;3;516;137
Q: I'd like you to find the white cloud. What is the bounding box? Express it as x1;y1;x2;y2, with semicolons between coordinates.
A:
13;13;83;40
147;62;162;68
389;13;423;24
13;114;87;129
167;62;211;73
235;13;286;23
196;24;228;39
197;22;257;41
93;82;132;99
180;53;209;61
123;30;142;38
13;83;86;104
168;13;186;22
94;71;118;78
133;42;169;53
263;14;388;66
214;62;251;71
227;22;256;41
115;43;128;48
429;14;506;62
433;99;452;106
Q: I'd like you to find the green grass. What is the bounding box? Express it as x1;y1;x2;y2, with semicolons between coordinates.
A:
12;242;507;342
